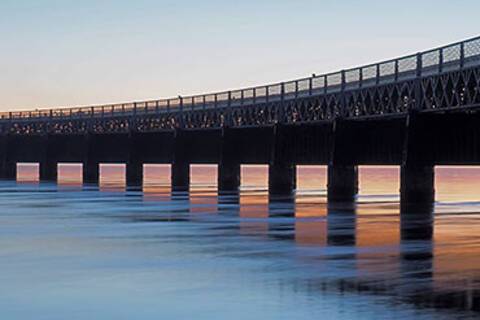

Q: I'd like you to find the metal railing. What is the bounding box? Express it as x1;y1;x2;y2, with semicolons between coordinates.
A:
2;36;480;121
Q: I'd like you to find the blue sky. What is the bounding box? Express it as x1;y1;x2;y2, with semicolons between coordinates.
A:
0;0;478;110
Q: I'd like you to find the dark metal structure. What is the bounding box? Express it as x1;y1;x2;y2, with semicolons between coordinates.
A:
1;36;480;205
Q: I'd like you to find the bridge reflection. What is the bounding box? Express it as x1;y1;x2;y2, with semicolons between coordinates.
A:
13;163;480;312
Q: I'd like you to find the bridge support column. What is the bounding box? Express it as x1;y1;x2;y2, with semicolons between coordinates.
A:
0;136;9;180
126;133;143;186
400;111;435;206
172;129;189;191
172;162;189;191
400;165;435;205
269;124;296;196
269;163;296;196
83;161;99;184
38;135;56;182
218;128;240;193
40;161;57;181
327;165;358;202
126;162;143;186
218;162;240;192
2;162;16;180
83;134;98;184
328;119;358;202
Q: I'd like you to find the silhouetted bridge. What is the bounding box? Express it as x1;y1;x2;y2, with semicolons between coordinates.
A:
2;36;480;204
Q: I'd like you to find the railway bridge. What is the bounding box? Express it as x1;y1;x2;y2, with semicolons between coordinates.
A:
2;36;480;204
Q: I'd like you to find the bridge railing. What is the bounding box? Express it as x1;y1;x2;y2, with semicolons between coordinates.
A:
3;36;480;121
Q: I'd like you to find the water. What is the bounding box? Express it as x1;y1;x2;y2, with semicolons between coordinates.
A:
1;166;480;319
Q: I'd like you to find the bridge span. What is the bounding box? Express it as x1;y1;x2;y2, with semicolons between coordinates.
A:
1;36;480;204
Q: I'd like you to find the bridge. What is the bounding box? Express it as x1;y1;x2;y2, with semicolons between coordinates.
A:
1;36;480;205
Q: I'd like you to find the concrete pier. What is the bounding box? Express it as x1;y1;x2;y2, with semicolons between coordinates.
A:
40;161;57;181
268;163;296;196
126;162;143;186
218;162;240;192
2;162;16;180
327;165;358;202
83;161;99;184
400;165;435;205
171;162;189;191
269;124;296;196
218;128;240;192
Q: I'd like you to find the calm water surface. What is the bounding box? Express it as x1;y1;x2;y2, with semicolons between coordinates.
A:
1;165;480;319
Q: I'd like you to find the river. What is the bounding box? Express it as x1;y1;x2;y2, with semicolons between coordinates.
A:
1;165;479;319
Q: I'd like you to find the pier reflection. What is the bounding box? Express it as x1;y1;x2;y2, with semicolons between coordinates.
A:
239;189;269;237
9;163;480;314
294;192;327;246
327;201;357;246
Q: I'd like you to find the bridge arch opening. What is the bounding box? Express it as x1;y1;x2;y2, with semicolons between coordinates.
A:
16;163;39;183
296;165;327;193
240;165;268;191
57;163;83;185
435;166;480;204
143;164;171;187
99;163;126;188
190;164;218;190
358;166;400;202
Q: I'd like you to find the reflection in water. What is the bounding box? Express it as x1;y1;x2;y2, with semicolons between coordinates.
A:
327;201;357;246
295;196;327;247
3;165;480;318
239;191;269;236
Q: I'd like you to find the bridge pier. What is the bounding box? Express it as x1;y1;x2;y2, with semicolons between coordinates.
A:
400;111;435;206
400;165;435;205
218;162;240;192
218;128;240;192
327;165;358;202
83;161;99;184
126;162;143;186
2;162;16;180
172;129;190;191
40;161;57;181
268;163;296;196
172;162;189;191
269;124;296;196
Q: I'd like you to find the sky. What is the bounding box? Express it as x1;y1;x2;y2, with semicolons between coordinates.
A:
0;0;479;111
